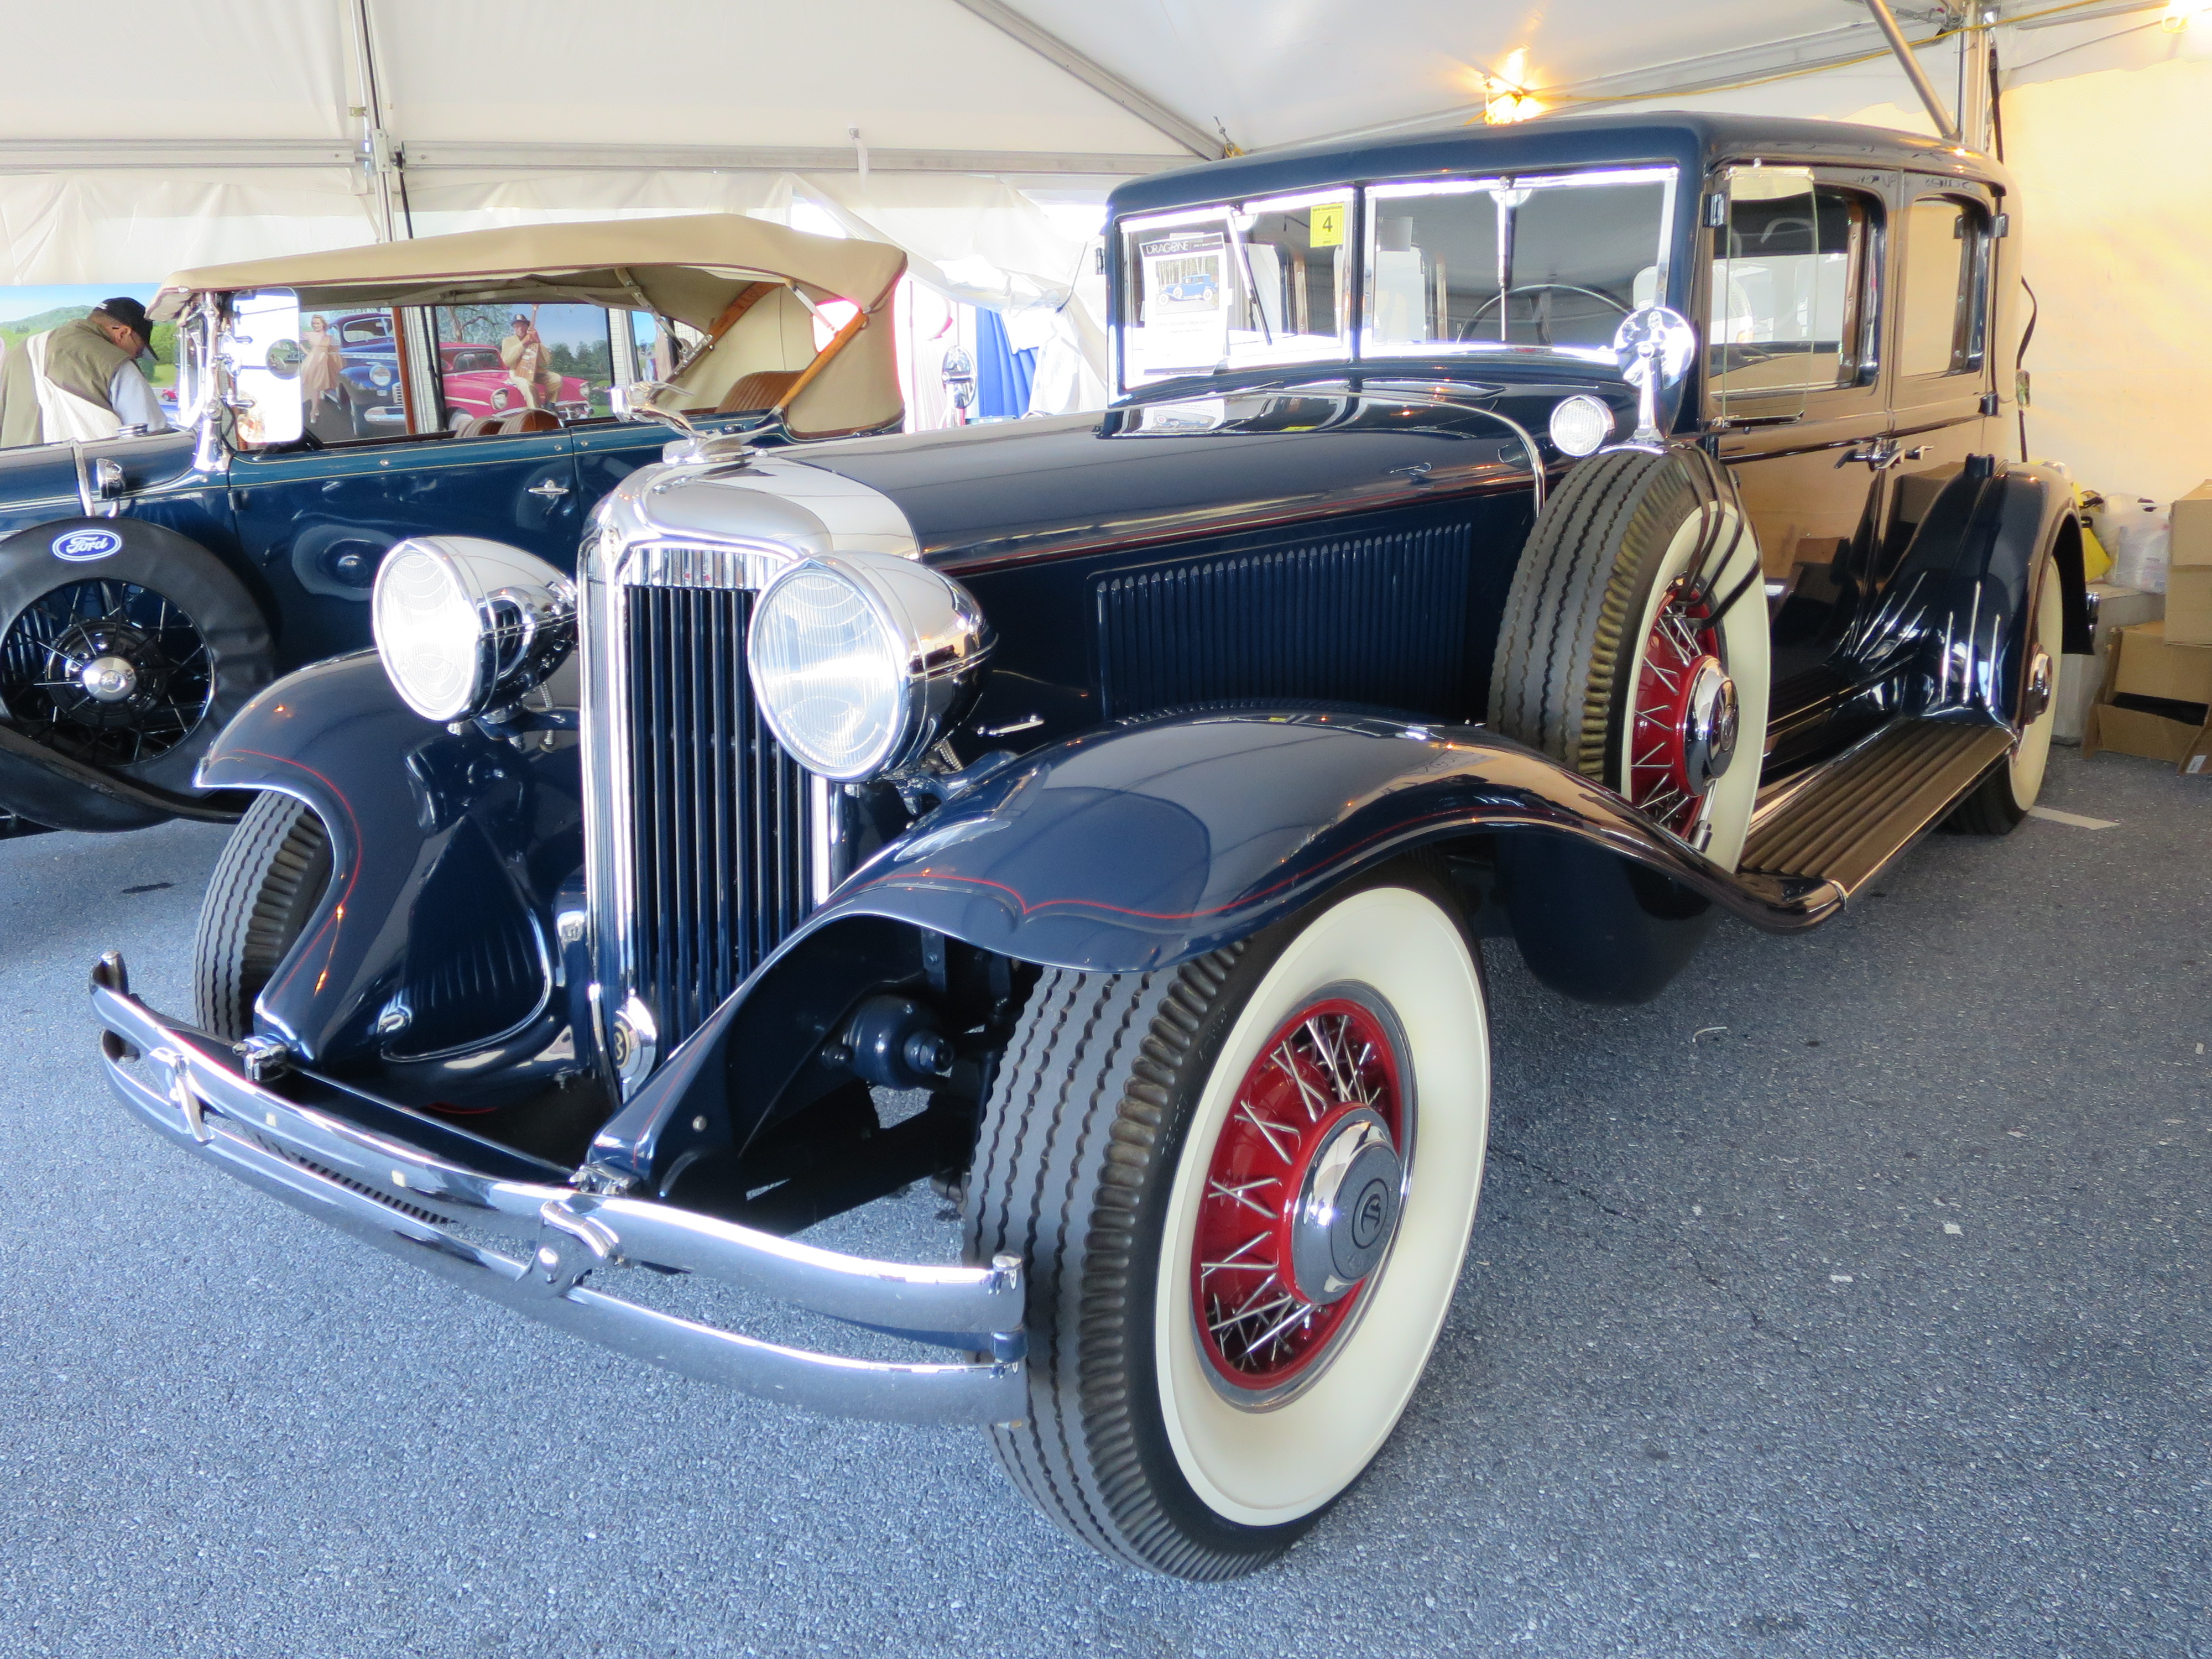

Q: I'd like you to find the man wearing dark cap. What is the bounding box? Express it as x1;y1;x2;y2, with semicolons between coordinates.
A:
0;296;168;448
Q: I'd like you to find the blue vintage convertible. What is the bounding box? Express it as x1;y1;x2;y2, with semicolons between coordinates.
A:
0;215;905;835
93;113;2081;1579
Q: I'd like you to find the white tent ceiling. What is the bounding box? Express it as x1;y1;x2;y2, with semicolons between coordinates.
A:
0;1;2206;499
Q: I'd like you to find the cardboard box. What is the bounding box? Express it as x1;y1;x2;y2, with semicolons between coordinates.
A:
2166;565;2212;647
2086;702;2208;765
2110;620;2212;703
2186;727;2212;779
2170;479;2212;568
2054;582;2165;745
2082;619;2212;771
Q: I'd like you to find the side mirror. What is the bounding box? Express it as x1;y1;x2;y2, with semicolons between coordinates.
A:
1613;305;1697;446
223;289;304;446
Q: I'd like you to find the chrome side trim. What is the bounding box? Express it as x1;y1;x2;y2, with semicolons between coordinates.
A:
93;973;1026;1428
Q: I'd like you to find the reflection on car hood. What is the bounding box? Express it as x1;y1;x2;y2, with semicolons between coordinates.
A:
781;375;1635;573
0;439;86;515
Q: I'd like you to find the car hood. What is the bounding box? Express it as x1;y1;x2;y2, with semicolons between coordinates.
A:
781;369;1641;573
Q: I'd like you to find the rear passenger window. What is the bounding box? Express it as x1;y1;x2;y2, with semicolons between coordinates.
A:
1897;197;1987;377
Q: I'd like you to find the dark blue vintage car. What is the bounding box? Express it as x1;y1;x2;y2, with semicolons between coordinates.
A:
93;114;2082;1579
0;215;907;836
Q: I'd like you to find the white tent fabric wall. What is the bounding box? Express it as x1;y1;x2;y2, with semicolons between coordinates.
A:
0;1;2206;459
0;173;379;286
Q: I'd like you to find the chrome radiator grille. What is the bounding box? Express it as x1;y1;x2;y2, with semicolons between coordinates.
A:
588;540;818;1068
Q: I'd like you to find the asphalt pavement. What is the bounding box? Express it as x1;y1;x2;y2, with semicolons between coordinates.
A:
0;745;2203;1659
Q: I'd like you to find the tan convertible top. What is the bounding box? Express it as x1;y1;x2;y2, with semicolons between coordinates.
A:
150;214;909;440
148;213;905;322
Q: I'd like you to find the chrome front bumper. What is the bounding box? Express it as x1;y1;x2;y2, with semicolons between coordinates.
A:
90;958;1026;1428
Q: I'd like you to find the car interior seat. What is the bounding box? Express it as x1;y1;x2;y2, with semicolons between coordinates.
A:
716;371;802;414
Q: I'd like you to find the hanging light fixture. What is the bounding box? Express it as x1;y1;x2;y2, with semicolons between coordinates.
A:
1483;49;1546;124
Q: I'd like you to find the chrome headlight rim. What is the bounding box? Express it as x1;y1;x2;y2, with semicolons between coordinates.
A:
371;535;577;724
747;552;993;784
1548;393;1615;458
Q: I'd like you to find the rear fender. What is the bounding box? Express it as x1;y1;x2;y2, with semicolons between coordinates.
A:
198;650;589;1103
1846;460;2081;726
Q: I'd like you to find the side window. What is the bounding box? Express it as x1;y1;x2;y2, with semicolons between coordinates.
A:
1896;196;1987;378
1709;173;1880;400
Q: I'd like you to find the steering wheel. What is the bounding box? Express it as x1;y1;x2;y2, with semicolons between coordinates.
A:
1458;283;1633;346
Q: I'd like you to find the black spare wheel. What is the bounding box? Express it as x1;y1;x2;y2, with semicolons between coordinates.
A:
963;862;1491;1579
1489;447;1770;869
0;519;273;800
193;791;333;1042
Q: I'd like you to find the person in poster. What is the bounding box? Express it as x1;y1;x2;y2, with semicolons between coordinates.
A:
0;297;165;447
299;314;347;437
500;309;560;410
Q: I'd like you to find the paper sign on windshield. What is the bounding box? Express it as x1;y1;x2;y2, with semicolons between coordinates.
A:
1138;231;1229;372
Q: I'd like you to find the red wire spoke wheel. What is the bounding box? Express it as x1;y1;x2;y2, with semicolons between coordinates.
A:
1625;576;1738;844
1192;997;1406;1392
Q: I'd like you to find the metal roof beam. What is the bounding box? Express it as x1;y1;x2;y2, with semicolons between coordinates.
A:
0;138;1176;179
942;0;1223;159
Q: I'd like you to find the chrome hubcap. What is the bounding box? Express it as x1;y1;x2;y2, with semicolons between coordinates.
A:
1286;1108;1403;1305
1680;658;1739;794
78;654;138;703
2023;646;2054;724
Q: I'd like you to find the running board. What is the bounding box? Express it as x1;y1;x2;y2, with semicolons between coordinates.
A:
1739;721;2012;895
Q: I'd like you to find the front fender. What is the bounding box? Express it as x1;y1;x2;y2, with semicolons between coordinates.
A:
200;650;587;1099
588;708;1839;1190
808;710;1836;974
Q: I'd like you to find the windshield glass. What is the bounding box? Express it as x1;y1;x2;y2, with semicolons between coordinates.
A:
1364;167;1674;359
1118;187;1353;388
1115;167;1676;389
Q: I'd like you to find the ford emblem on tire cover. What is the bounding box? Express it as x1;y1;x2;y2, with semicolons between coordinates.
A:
51;528;123;562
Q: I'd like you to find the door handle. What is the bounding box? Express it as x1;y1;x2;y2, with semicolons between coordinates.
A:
1836;442;1929;472
526;479;571;500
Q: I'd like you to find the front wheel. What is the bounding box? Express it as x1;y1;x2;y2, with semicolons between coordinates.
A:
192;791;333;1040
963;872;1491;1578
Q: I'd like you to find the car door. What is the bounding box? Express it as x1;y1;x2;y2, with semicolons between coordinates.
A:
230;422;582;673
571;419;687;515
1705;161;1893;771
1879;180;2003;582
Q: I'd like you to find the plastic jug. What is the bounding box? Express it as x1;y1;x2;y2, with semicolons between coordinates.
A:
2108;498;2171;594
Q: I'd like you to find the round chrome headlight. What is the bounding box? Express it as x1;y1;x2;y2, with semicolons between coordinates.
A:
371;536;575;723
748;553;993;782
1548;394;1615;458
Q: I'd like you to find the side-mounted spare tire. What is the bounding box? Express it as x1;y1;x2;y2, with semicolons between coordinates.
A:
0;517;274;813
1489;447;1770;870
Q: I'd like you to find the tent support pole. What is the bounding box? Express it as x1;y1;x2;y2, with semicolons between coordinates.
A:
348;0;401;241
1861;0;1961;145
943;0;1223;159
